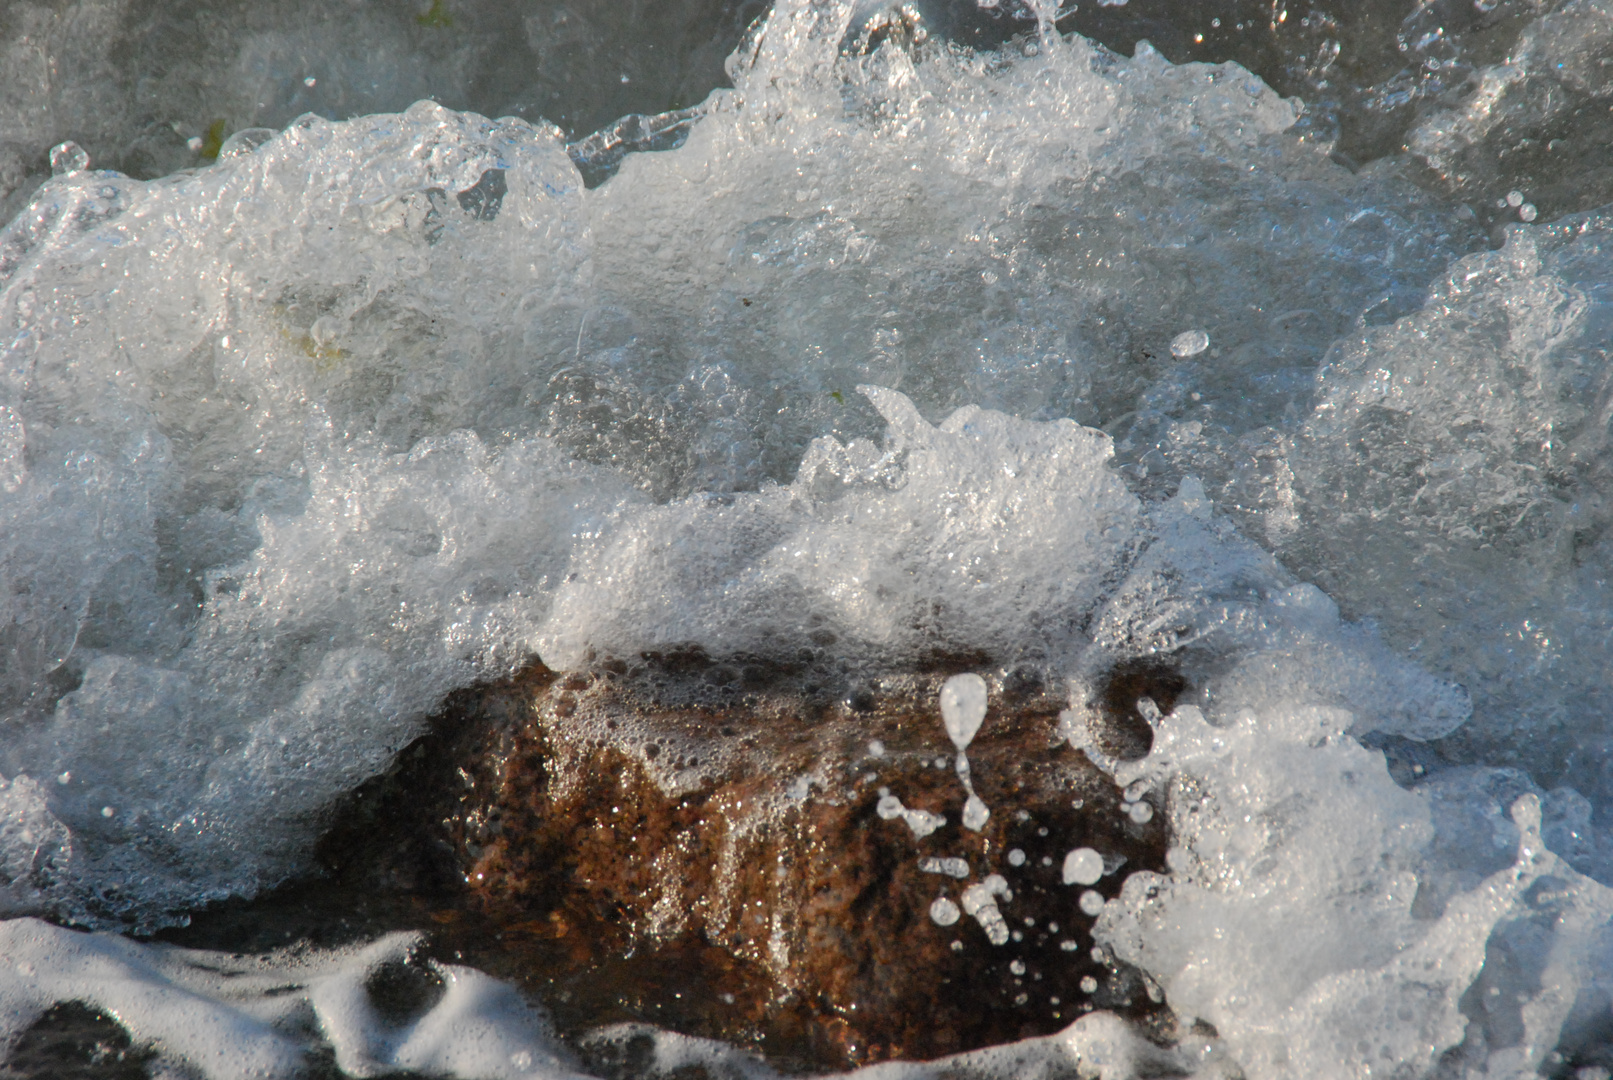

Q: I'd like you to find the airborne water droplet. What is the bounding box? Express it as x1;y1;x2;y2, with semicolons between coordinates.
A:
1170;329;1210;358
49;141;89;176
1062;847;1103;885
939;673;988;750
963;793;990;831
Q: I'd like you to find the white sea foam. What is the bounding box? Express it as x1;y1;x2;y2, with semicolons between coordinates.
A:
1095;706;1613;1080
1;0;1445;929
0;918;586;1079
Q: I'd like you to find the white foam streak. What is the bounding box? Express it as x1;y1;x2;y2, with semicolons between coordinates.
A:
0;919;584;1080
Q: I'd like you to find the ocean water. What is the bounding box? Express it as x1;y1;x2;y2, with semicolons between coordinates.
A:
4;0;1613;1077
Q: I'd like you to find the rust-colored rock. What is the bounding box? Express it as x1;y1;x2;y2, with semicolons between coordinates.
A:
315;656;1178;1069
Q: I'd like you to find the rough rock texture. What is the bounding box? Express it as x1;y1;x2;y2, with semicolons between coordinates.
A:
302;655;1181;1070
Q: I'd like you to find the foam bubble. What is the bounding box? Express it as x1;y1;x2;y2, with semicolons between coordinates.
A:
919;856;971;879
960;874;1014;947
962;793;991;832
877;793;946;839
1062;848;1103;887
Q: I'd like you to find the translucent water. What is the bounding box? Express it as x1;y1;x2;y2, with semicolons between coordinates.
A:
0;0;762;221
4;0;1613;1076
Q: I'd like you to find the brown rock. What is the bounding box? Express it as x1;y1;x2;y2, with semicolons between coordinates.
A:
320;654;1178;1069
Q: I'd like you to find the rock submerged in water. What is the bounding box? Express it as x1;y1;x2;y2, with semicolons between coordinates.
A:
314;654;1181;1069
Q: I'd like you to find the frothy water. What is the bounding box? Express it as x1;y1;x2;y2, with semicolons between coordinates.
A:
4;0;1613;1076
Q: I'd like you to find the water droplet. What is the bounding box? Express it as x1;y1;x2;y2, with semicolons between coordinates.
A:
1079;889;1106;915
1519;204;1538;222
939;673;988;749
1080;975;1099;994
1170;329;1209;358
1128;801;1154;824
49;141;89;176
1007;847;1026;866
930;896;961;926
1062;847;1103;885
963;793;990;831
100;806;114;818
919;856;970;878
1506;190;1524;207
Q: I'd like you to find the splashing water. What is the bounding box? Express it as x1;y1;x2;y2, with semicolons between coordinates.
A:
4;0;1613;1076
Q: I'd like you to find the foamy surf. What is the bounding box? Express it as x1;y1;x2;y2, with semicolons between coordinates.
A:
3;0;1613;1076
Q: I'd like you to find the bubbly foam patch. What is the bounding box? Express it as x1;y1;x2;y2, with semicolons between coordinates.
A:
1093;705;1613;1079
1277;219;1613;797
537;385;1138;670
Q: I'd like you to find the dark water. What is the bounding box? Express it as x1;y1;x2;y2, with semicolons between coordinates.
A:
5;0;1605;225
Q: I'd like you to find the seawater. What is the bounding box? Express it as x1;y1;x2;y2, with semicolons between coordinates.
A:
4;0;1613;1076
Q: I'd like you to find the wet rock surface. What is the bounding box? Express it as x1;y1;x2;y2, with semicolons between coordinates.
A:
166;656;1181;1072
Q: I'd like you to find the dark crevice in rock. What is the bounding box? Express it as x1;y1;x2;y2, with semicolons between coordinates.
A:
1089;659;1188;762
